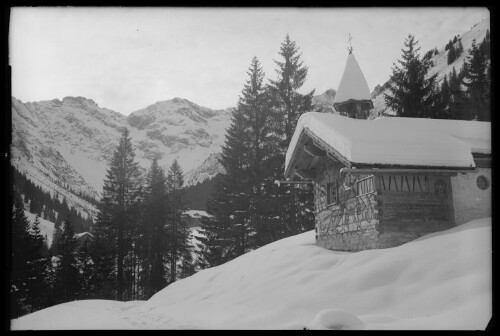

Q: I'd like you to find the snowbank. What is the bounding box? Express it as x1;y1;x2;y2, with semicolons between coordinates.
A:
12;217;492;330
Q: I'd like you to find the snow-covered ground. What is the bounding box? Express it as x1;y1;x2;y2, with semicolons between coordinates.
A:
11;217;491;330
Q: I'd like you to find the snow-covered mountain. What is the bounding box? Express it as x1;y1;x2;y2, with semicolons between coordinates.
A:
370;16;490;118
127;98;232;185
11;217;491;329
11;96;233;216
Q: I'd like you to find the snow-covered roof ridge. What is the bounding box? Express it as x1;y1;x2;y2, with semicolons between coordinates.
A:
74;232;94;239
285;113;489;174
333;53;372;106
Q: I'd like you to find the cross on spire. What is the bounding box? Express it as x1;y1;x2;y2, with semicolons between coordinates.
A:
348;33;353;54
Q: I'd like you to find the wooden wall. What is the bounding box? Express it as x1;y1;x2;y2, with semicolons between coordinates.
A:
375;174;455;248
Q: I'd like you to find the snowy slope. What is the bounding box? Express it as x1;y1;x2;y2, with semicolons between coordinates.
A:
11;96;233;216
370;17;490;118
184;152;225;186
11;217;491;330
127;98;233;186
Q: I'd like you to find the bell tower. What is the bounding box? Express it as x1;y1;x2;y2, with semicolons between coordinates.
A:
332;35;374;119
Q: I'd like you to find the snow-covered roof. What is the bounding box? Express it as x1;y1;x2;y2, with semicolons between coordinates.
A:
182;210;212;218
74;232;94;240
285;113;490;177
332;53;372;106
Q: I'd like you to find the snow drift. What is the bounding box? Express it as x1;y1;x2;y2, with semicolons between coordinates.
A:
11;217;492;330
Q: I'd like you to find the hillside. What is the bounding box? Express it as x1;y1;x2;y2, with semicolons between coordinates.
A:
11;96;233;216
11;217;491;330
370;16;490;118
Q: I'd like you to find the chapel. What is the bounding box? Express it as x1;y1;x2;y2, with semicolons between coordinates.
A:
284;45;491;251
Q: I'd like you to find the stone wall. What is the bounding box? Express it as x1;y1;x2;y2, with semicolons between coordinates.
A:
314;160;379;251
451;168;492;225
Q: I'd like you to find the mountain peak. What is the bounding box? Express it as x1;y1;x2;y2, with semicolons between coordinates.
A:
62;96;98;108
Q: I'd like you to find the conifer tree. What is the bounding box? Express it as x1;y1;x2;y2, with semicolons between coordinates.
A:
447;43;456;65
54;215;78;303
196;175;236;268
269;34;315;146
385;34;440;118
166;160;192;283
11;202;32;317
437;74;451;119
463;39;490;121
235;57;282;249
269;35;315;238
142;158;168;296
93;128;142;300
25;216;51;311
74;234;95;299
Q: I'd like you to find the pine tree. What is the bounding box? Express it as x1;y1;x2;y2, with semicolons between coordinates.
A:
462;39;490;121
269;35;315;238
437;74;452;119
25;215;51;311
11;202;32;317
74;234;95;300
166;160;192;283
93;128;142;300
234;57;281;249
54;215;78;303
196;176;236;268
269;34;315;146
447;43;456;65
385;34;440;118
142;158;169;297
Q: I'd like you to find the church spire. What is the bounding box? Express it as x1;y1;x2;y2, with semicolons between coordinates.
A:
332;42;373;119
347;33;353;54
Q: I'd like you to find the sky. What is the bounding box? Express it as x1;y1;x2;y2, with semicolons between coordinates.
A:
10;7;490;115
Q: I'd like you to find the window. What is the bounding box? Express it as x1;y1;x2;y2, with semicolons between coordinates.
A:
476;175;490;190
327;180;338;205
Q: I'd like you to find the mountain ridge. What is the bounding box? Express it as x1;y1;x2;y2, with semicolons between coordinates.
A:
11;95;234;217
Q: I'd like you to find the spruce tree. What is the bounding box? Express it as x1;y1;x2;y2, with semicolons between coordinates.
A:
11;202;32;317
166;160;192;283
385;34;440;118
196;175;236;268
25;216;51;311
269;34;315;145
235;57;281;249
269;35;315;238
437;74;451;119
447;43;456;65
142;158;168;296
463;39;490;121
93;128;142;300
54;215;78;303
